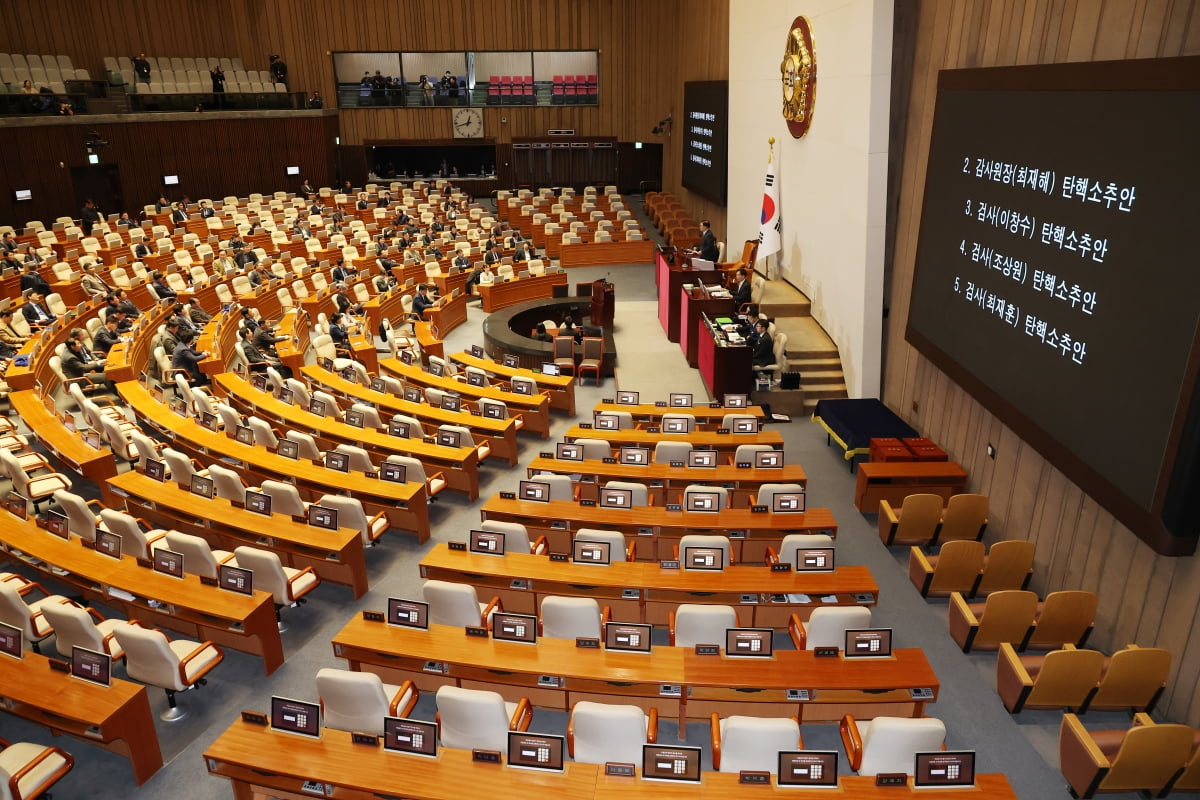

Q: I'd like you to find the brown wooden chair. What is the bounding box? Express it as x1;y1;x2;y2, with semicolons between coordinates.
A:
878;493;942;546
996;642;1104;713
1083;644;1172;714
577;336;603;386
974;540;1035;597
1027;590;1098;650
932;493;989;543
908;539;985;598
949;589;1037;652
1059;713;1192;798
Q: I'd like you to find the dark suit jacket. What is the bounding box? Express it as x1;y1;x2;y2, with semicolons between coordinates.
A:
752;332;776;367
699;230;719;262
21;301;52;326
93;328;122;354
732;279;752;306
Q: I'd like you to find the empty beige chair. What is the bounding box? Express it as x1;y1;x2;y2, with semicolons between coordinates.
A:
568;701;658;765
479;398;523;430
732;443;772;465
0;738;74;800
435;685;533;751
98;508;167;560
682;484;728;512
40;601;126;661
259;479;308;517
385;455;446;498
207;463;247;503
316;668;418;734
318;494;388;546
653;440;692;464
996;642;1105;713
164;530;235;580
1027;590;1099;650
540;596;608;640
51;489;101;541
1059;713;1193;798
283;430;323;461
711;714;803;773
575;438;611;460
1084;644;1172;713
878;493;942;546
480;519;547;555
530;472;574;502
677;534;733;568
790;606;872;650
0;582;71;653
949;590;1038;652
908;539;986;598
112;621;224;721
974;539;1035;597
934;493;989;543
423;580;500;628
0;448;70;512
574;528;634;562
840;715;947;775
767;533;835;567
161;448;201;485
670;604;738;648
232;546;321;630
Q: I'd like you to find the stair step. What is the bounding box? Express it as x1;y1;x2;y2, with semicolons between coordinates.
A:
803;384;848;401
789;357;841;368
798;371;844;385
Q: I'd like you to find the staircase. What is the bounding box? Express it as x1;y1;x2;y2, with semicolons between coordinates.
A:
755;279;848;415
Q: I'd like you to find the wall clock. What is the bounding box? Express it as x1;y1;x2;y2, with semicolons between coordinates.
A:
452;107;483;138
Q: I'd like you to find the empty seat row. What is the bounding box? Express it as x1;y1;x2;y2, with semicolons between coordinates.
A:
949;588;1098;652
1060;712;1200;798
908;539;1034;598
879;492;988;546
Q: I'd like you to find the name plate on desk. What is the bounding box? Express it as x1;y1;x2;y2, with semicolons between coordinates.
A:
200;575;219;585
736;461;752;469
750;505;769;513
578;423;593;429
539;451;554;458
670;460;685;467
602;398;614;404
739;771;771;785
771;563;792;572
665;504;682;512
241;710;269;725
48;659;70;673
362;610;385;623
716;428;731;434
876;774;908;787
605;763;636;777
499;491;516;500
473;749;502;764
579;500;596;508
694;644;720;656
602;457;617;464
654;401;668;407
351;733;380;747
465;626;489;638
549;553;569;562
814;647;839;658
448;541;467;551
659;560;680;570
576;637;600;649
646;426;661;433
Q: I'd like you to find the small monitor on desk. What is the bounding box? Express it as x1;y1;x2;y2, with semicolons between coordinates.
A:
271;696;321;739
519;479;550;503
384;717;438;758
440;393;462;412
143;458;166;482
572;539;611;565
370;377;386;393
387;598;429;630
688;450;717;468
511;380;533;396
344;409;366;428
619;446;649;466
915;751;976;788
669;393;693;408
683;546;724;570
45;509;69;540
662;418;688;434
796;548;835;573
71;646;112;687
466;371;486;388
400;350;415;366
605;622;653;653
469;529;505;555
725;627;773;658
732;418;758;433
388;419;411;439
685;490;721;513
436;429;461;448
755;450;783;468
593;413;619;431
276;386;294;405
616;390;639;405
541;363;559;377
0;622;23;659
470;344;485;359
189;474;215;499
428;362;445;377
245;490;272;516
778;751;839;788
402;385;422;403
844;628;893;659
307;397;327;417
380;461;407;483
492;612;537;644
95;529;122;559
642;745;702;783
234;425;255;445
219;564;254;595
483;403;504;419
307;505;339;531
250;373;268;392
599;487;633;509
555;442;582;461
276;439;300;460
724;393;748;409
507;732;565;772
502;354;520;368
4;492;27;521
153;549;185;579
772;491;806;513
325;451;350;473
199;411;219;432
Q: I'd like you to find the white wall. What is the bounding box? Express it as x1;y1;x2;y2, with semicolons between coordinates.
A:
727;0;891;397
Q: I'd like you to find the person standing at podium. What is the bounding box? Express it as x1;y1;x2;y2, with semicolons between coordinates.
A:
698;220;719;262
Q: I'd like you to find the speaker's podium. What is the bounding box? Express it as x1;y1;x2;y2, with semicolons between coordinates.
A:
590;278;614;328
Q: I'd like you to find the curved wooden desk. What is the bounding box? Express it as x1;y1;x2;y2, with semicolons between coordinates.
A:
449;350;576;415
425;289;469;336
117;380;431;538
526;455;807;508
592;401;764;424
418;543;878;627
300;365;521;466
560;238;656;267
213;372;481;499
332;617;936;727
0;651;163;785
0;510;283;674
563;425;783;453
478;271;569;312
381;356;551;438
109;471;368;598
479;496;837;563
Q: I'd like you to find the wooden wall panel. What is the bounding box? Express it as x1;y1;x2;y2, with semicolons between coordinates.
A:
884;0;1200;725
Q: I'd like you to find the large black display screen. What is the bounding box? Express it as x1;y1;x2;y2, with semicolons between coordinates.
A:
906;57;1200;554
681;81;728;205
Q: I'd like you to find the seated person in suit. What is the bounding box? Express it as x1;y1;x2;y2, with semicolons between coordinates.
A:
62;336;112;391
483;243;504;266
332;258;357;282
410;284;436;320
79;262;112;298
532;322;553;342
0;309;28;357
21;292;56;329
751;319;775;369
328;312;351;349
150;270;177;299
730;268;752;306
252;320;286;357
238;326;293;379
20;262;52;297
198;200;215;218
452;251;471;272
513;242;536;262
332;284;363;317
91;315;123;355
171;330;209;386
170;202;188;225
